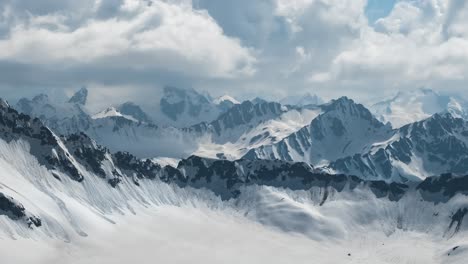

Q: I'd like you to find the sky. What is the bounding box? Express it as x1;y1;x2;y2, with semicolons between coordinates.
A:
0;0;467;107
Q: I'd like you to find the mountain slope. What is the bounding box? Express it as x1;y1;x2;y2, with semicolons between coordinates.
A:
189;101;322;159
244;97;392;165
327;113;468;182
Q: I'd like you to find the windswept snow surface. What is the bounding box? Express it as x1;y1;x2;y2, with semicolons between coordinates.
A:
1;139;468;263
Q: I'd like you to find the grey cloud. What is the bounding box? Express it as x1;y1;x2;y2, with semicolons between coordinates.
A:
0;0;468;108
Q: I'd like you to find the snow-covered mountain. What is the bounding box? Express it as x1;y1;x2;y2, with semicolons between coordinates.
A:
245;97;393;165
15;89;195;158
17;88;321;160
92;107;139;122
2;99;468;263
92;102;152;124
214;95;241;112
213;95;240;105
370;88;468;128
16;88;92;135
327;113;468;182
13;89;468;183
188;100;322;159
245;97;468;182
280;93;324;106
86;99;317;159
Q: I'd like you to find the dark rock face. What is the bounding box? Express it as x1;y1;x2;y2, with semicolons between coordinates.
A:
161;156;468;204
368;181;408;201
108;178;121;188
0;101;83;182
64;132;108;178
162;155;409;201
113;151;162;180
417;173;468;199
449;208;468;234
0;192;41;228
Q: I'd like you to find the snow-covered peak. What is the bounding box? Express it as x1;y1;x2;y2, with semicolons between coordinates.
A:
213;95;240;105
321;96;383;125
370;88;467;128
92;107;138;122
244;96;391;166
326;111;468;182
280;93;323;106
16;88;92;135
68;87;88;105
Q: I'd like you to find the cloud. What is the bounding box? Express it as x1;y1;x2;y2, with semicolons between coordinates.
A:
326;0;468;87
1;0;468;104
0;0;255;80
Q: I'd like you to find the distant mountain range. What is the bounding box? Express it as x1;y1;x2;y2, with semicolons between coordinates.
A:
12;86;468;183
1;98;468;238
370;88;468;128
2;87;468;259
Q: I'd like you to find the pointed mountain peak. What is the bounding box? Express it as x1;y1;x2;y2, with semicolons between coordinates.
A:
92;106;142;123
93;107;121;118
324;96;357;110
427;112;458;123
69;87;88;105
334;96;354;103
320;96;386;128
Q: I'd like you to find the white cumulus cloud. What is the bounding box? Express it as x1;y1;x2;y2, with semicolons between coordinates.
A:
0;0;256;78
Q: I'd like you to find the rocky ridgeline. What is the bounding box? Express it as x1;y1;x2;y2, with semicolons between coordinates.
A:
2;98;468;230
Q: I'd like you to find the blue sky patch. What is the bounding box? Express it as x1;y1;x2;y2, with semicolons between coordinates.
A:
365;0;397;24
